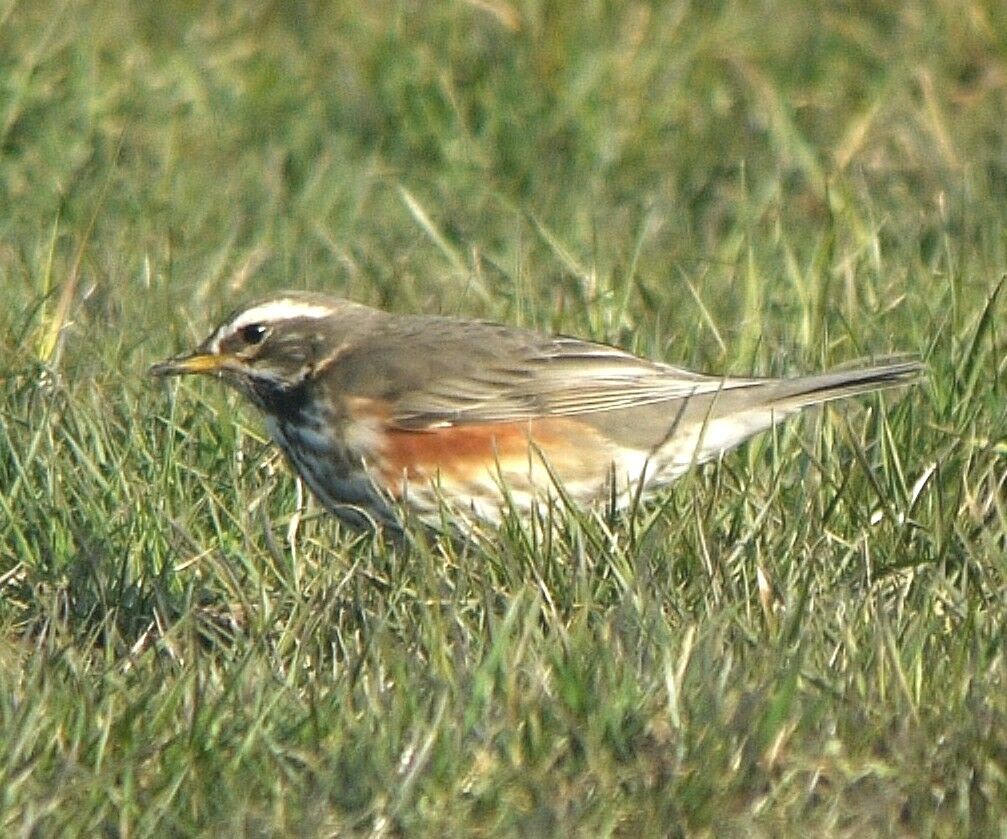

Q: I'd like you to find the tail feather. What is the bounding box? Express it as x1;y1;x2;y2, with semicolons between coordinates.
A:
645;357;923;479
754;357;924;412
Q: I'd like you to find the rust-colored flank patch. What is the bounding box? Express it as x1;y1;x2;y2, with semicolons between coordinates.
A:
379;417;609;490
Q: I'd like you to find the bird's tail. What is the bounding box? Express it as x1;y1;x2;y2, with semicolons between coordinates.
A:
753;356;924;412
627;356;922;485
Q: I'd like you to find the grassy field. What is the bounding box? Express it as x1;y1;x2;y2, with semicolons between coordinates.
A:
2;1;1006;835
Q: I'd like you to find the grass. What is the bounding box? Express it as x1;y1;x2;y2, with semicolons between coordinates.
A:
2;0;1006;834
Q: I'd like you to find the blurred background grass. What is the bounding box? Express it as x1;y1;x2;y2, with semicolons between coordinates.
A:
1;0;1006;835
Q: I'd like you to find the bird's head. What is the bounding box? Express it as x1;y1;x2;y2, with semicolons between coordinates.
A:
149;292;377;409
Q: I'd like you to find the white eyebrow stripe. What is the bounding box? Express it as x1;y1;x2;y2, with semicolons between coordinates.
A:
229;299;335;332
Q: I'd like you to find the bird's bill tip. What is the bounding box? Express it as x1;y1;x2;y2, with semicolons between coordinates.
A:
148;352;226;377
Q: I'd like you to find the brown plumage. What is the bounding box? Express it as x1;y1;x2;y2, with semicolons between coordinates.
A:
150;292;922;531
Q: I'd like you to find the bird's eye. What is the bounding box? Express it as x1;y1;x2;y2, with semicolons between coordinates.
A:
239;324;268;345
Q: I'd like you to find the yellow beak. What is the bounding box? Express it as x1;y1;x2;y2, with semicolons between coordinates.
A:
149;352;231;377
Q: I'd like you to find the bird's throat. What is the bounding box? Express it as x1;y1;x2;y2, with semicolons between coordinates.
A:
250;377;312;421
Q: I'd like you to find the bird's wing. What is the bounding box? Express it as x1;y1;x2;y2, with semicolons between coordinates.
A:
389;335;757;429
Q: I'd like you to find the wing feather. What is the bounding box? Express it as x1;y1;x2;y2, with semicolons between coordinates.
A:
390;334;758;428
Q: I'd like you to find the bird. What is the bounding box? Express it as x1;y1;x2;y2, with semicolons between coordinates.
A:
149;291;922;533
